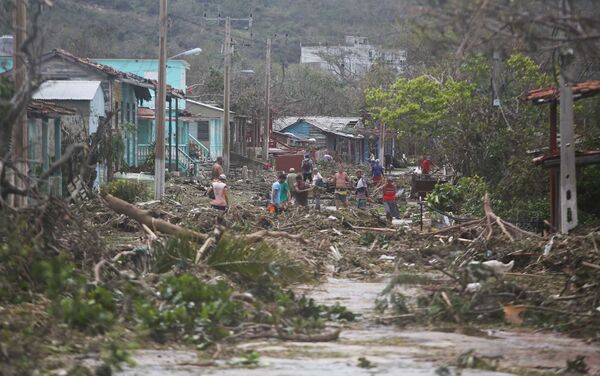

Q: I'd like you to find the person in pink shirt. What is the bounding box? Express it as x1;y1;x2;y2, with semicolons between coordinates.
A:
207;174;229;211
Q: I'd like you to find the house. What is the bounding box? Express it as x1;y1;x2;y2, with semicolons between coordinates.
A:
1;49;164;181
26;100;76;196
273;117;367;164
32;80;106;138
93;58;191;171
301;36;406;77
183;99;235;161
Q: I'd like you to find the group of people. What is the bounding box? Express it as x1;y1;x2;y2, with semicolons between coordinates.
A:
206;153;403;221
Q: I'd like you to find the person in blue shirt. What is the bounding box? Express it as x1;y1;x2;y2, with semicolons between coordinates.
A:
371;159;385;186
271;173;286;213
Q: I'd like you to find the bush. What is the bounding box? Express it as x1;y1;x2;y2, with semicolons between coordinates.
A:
60;286;117;334
102;179;149;203
427;176;487;216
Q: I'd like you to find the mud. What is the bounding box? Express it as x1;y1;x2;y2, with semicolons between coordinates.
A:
118;277;600;375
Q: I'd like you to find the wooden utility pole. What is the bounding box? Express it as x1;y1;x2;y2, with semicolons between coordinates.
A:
154;0;168;200
263;37;271;162
557;0;578;233
222;16;231;174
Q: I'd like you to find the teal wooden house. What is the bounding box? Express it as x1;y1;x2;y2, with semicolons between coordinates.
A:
93;58;202;172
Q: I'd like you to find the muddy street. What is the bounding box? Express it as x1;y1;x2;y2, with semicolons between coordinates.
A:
118;276;600;375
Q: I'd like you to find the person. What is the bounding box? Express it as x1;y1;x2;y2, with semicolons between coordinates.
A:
312;168;325;210
421;156;432;175
382;177;401;220
333;165;350;209
207;174;228;211
294;174;313;207
271;173;286;213
287;168;297;201
279;173;291;209
323;150;333;162
355;170;368;209
212;156;224;179
301;154;314;182
371;159;385;186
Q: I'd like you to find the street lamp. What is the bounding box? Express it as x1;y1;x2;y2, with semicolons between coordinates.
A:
169;47;202;59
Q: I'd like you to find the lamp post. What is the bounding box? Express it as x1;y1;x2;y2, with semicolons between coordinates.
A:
168;47;202;60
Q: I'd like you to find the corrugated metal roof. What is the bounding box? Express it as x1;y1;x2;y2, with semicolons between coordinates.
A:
137;107;155;120
524;80;600;104
33;80;102;101
274;116;364;139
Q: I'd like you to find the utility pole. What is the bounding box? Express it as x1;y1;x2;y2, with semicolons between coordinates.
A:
263;37;271;163
154;0;168;200
222;16;231;174
379;122;385;163
557;0;578;233
11;0;28;207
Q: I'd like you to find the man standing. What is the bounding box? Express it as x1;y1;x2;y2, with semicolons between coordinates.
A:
382;177;401;220
421;156;432;175
301;154;314;182
333;165;349;209
294;174;313;207
212;156;224;179
355;170;368;209
287;168;297;201
271;173;286;213
371;159;385;186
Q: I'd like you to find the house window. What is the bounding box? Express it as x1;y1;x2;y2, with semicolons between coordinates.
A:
197;121;209;141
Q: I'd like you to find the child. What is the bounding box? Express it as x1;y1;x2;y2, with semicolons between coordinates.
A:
355;170;368;209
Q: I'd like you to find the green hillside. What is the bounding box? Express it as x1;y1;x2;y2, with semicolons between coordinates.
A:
31;0;408;63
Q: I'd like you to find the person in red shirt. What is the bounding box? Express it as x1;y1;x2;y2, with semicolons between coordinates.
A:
382;178;401;220
421;156;432;175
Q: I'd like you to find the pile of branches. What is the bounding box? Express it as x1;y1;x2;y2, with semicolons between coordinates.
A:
381;195;600;340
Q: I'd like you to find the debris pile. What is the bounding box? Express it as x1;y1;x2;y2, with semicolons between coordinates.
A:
380;194;600;340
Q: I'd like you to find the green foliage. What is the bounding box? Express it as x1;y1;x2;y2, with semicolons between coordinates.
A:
150;236;198;274
207;235;312;285
426;176;487;216
60;287;116;333
577;165;600;223
357;357;376;369
134;274;244;344
102;179;149;203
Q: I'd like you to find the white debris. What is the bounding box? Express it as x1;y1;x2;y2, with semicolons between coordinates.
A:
465;282;482;293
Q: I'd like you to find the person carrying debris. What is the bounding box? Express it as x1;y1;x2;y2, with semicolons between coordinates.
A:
287;168;297;201
312;168;325;210
207;174;228;211
280;173;292;209
270;173;286;213
382;177;401;220
212;156;224;179
294;174;313;207
333;165;350;209
371;159;385;186
355;170;368;209
301;154;314;182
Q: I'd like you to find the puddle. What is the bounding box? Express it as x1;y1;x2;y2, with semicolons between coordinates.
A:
118;277;600;376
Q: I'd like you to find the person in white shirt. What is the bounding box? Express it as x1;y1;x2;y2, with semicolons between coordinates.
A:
312;168;324;210
207;174;228;211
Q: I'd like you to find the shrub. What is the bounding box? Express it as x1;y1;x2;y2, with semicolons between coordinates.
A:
427;176;487;216
102;179;149;203
60;286;117;334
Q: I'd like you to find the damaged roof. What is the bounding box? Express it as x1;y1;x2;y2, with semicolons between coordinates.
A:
28;100;76;117
274;116;364;139
524;80;600;104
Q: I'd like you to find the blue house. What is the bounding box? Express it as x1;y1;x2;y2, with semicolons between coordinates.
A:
93;58;202;172
273;117;367;164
